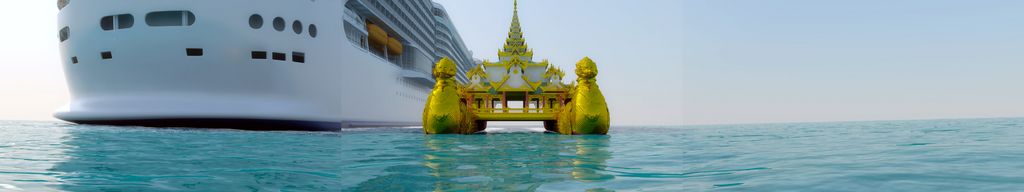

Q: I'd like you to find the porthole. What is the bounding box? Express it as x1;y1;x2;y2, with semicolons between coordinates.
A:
292;20;303;34
273;17;285;31
146;11;196;27
249;14;263;29
308;24;318;38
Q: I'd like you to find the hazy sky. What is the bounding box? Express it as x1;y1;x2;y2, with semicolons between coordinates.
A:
2;1;1023;125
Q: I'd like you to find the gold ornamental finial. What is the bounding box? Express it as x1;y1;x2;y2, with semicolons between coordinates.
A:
512;0;520;24
501;0;529;58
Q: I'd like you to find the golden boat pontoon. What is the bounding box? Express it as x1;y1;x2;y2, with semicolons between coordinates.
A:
422;0;609;135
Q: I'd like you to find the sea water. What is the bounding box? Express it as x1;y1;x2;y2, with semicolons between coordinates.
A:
1;118;1023;191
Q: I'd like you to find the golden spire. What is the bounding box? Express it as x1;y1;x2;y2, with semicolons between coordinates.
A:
500;0;533;62
513;0;519;22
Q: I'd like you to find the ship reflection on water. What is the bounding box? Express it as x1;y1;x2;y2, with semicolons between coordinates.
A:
353;133;613;191
44;125;614;191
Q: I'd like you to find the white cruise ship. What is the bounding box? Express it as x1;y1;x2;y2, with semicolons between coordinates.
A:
53;0;478;130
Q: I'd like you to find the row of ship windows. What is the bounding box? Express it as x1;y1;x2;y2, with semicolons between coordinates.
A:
251;51;306;63
101;11;197;31
59;11;318;42
59;11;195;42
68;49;305;64
249;14;318;38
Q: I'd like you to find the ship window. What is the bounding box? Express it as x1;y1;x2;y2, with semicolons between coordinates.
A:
101;51;112;59
252;51;267;59
292;52;305;63
186;48;203;56
292;20;303;34
101;14;134;31
308;24;317;38
101;16;114;30
249;14;263;29
59;27;70;42
273;17;285;31
272;52;286;61
146;11;196;27
117;14;134;29
71;56;78;64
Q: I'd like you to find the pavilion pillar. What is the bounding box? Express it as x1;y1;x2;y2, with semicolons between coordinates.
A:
467;94;475;111
502;92;508;113
524;91;529;113
541;96;546;113
536;95;543;113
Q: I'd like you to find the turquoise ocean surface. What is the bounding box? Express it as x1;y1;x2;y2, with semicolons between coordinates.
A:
1;118;1023;191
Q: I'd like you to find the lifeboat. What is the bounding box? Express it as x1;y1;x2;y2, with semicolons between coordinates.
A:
387;37;403;55
367;22;404;55
366;23;387;51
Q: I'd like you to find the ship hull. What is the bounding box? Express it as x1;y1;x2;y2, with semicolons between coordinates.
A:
55;0;437;129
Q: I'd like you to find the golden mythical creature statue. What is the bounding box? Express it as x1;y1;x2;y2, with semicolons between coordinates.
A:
556;57;610;134
422;57;479;134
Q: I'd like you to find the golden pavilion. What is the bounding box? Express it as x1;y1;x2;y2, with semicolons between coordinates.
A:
464;0;568;116
422;0;609;135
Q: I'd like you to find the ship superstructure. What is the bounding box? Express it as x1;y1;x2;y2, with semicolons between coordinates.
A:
54;0;475;129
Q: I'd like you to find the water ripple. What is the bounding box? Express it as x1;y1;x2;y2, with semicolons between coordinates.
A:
0;118;1023;191
607;167;770;179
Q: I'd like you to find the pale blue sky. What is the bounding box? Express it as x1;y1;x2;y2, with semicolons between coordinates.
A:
2;1;1023;125
678;0;1024;124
